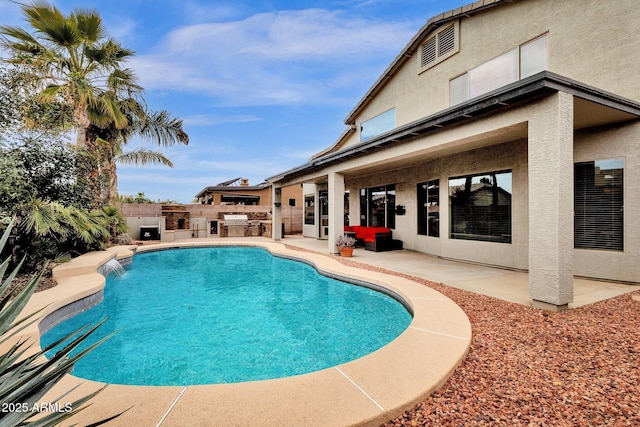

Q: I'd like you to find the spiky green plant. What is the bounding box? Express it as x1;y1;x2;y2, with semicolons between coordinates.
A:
0;219;120;426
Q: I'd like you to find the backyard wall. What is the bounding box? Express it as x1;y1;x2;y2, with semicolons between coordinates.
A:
117;203;303;239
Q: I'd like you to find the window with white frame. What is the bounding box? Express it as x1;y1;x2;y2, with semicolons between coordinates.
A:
449;34;548;105
420;21;459;70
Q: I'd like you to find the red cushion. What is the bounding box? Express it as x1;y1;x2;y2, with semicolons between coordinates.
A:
345;226;391;240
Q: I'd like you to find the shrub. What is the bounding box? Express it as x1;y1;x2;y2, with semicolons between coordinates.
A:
0;219;120;425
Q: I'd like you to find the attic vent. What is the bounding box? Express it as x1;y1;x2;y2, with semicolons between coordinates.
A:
438;24;456;56
421;37;437;67
419;20;459;71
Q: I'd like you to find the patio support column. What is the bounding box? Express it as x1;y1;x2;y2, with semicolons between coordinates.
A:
328;171;345;254
528;92;574;311
272;186;282;241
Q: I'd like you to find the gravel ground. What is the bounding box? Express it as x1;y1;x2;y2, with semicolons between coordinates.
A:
16;246;640;426
299;249;640;427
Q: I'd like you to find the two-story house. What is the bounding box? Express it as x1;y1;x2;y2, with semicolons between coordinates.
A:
267;0;640;310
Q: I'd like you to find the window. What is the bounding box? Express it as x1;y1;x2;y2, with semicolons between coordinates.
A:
361;108;395;141
520;35;548;79
304;195;315;225
359;184;396;228
449;34;548;105
319;190;328;228
420;21;459;70
469;49;518;98
344;191;350;226
449;74;469;106
449;171;512;243
574;159;624;251
418;180;439;237
288;198;296;207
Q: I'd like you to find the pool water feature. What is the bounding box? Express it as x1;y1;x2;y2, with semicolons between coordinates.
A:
41;247;412;386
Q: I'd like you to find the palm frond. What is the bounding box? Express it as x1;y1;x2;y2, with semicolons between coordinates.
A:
23;199;66;238
100;95;128;129
0;25;41;46
137;110;189;147
71;8;104;43
116;148;174;167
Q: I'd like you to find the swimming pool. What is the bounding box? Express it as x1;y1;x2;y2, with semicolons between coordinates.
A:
41;247;412;386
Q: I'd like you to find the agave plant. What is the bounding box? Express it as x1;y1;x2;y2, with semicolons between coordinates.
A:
0;219;120;426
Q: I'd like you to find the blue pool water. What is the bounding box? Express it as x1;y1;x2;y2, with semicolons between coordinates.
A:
41;247;412;386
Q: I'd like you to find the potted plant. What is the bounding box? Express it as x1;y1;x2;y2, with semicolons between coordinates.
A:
336;235;356;257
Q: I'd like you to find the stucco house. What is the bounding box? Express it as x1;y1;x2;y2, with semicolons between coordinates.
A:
267;0;640;310
195;177;302;208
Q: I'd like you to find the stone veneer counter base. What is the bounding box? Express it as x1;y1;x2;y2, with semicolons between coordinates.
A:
14;241;471;426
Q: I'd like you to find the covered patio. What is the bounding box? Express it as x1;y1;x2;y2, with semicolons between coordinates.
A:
279;235;638;309
268;72;640;311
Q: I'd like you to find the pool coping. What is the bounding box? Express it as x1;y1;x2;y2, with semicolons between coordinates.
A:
14;241;471;426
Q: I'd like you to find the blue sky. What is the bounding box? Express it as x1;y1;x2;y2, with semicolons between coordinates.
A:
2;0;469;203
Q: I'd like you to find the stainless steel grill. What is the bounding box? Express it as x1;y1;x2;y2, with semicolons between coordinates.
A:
223;214;248;226
224;214;248;237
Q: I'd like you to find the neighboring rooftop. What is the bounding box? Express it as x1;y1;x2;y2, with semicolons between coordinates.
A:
194;178;269;199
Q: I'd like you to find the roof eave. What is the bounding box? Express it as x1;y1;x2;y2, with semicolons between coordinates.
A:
270;71;640;184
343;0;510;125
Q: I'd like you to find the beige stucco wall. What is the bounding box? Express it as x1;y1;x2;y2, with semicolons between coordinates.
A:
346;138;529;270
285;0;640;287
341;0;639;151
337;95;638;283
573;122;640;282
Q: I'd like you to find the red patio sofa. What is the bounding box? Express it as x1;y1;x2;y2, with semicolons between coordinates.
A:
344;226;393;252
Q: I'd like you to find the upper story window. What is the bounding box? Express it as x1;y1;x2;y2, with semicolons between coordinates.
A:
420;20;459;71
520;35;548;78
450;34;548;105
360;108;395;142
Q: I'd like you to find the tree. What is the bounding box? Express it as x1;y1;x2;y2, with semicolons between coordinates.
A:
1;3;189;206
89;105;188;203
0;1;139;149
0;140;109;268
0;66;73;137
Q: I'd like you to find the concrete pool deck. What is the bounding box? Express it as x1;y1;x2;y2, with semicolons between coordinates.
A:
280;235;639;309
13;240;471;427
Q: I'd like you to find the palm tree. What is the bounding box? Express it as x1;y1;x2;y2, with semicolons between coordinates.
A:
0;1;140;149
88;103;189;203
1;2;188;206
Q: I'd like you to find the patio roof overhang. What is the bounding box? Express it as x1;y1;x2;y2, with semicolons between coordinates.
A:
220;193;260;201
267;71;640;185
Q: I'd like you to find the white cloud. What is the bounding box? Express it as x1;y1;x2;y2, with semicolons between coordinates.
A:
131;8;416;106
181;114;262;126
105;17;139;44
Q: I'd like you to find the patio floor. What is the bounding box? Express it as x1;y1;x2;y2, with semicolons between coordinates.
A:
277;235;638;309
